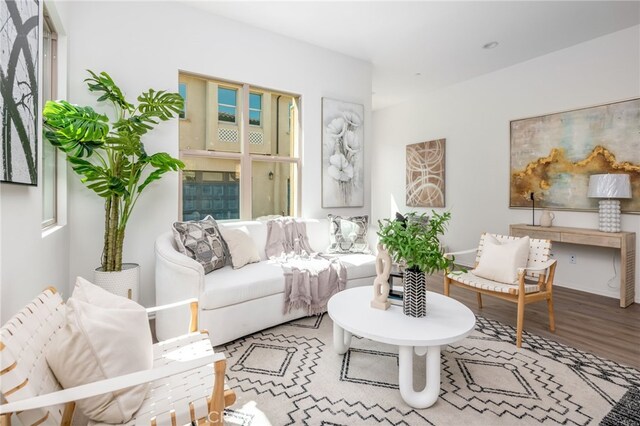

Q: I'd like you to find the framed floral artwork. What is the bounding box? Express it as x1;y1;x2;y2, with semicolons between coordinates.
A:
321;98;364;207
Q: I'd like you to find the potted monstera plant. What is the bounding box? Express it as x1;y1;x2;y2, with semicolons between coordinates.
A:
377;211;454;317
43;70;184;300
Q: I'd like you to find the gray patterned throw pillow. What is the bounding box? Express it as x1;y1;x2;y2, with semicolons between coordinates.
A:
327;215;370;254
172;215;228;274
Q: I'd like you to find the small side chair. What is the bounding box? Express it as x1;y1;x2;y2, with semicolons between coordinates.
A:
444;233;557;348
0;288;236;425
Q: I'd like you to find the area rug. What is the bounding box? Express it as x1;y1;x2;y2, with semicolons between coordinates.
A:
218;314;640;425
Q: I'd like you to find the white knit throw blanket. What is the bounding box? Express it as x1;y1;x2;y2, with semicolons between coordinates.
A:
266;218;346;315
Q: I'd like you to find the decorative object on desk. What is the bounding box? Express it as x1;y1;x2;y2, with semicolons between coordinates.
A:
43;70;184;299
530;192;536;226
510;98;640;213
406;139;445;207
1;0;39;185
377;211;454;317
321;98;364;208
371;244;392;310
588;174;632;232
540;210;555;227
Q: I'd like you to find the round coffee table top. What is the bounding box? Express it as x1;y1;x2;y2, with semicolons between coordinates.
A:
328;286;476;347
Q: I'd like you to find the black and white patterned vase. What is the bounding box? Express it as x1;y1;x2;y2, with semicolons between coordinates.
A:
403;269;427;317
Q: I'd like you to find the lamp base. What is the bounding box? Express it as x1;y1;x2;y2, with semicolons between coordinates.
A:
598;199;622;233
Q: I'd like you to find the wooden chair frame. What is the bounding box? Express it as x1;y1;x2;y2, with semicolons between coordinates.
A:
0;288;236;426
444;233;557;348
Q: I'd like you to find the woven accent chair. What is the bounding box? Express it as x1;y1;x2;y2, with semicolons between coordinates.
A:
0;288;236;426
444;233;557;348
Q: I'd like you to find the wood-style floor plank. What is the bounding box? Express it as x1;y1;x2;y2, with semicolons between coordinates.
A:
427;273;640;369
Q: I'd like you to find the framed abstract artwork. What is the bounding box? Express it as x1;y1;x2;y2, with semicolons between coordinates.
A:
1;0;40;185
406;139;446;207
321;98;364;208
510;98;640;213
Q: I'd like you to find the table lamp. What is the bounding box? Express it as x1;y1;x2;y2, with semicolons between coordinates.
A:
587;174;631;232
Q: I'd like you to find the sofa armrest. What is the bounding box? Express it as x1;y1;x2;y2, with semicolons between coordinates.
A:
154;232;205;341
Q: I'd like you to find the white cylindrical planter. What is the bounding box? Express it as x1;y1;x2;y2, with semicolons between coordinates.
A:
94;263;140;301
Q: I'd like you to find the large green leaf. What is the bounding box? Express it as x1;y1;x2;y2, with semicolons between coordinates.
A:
137;153;184;193
43;100;109;157
85;70;134;112
138;89;183;121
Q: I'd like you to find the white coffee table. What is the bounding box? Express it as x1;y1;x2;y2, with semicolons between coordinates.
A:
327;286;476;409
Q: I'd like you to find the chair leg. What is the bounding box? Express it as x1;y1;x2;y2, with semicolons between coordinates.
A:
476;293;483;309
444;276;450;296
1;413;11;426
208;359;227;426
516;296;525;348
547;296;556;332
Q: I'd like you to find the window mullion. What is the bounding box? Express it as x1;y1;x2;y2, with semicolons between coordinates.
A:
240;83;252;220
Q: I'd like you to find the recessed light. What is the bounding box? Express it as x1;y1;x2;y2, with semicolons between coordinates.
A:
483;41;499;50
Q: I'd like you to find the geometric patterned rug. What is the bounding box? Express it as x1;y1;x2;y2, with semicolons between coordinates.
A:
218;314;640;425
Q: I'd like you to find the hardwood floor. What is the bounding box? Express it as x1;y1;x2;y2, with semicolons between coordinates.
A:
426;273;640;369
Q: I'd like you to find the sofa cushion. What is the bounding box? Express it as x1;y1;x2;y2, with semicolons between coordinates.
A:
336;253;377;280
172;215;227;273
200;262;287;309
220;226;261;269
327;215;370;254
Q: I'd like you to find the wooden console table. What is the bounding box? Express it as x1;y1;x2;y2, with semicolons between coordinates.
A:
510;224;636;308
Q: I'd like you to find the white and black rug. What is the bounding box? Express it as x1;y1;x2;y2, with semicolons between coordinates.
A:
218;314;640;425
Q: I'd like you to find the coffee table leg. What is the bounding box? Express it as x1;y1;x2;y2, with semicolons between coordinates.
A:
333;322;352;355
398;345;441;408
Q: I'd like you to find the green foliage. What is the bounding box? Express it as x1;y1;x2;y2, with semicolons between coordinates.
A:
43;70;185;272
377;211;454;274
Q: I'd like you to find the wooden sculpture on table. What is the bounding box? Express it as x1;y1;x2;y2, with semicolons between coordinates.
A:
371;243;392;310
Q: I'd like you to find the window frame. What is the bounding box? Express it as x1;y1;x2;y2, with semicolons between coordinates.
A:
248;92;262;127
178;73;301;221
41;10;58;229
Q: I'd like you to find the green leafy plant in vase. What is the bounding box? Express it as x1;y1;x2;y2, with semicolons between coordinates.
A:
377;211;454;317
43;70;184;298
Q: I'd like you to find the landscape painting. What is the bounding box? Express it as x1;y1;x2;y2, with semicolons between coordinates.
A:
322;98;364;208
406;139;446;207
510;98;640;213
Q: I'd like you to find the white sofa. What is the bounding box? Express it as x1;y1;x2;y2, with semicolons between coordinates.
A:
155;218;378;346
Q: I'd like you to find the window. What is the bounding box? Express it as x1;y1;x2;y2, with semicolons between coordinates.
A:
42;10;57;228
179;72;300;220
249;92;262;126
178;83;187;119
218;87;237;124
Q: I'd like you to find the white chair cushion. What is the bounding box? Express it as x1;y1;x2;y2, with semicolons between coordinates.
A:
220;226;261;269
448;271;540;295
472;235;530;284
46;277;153;423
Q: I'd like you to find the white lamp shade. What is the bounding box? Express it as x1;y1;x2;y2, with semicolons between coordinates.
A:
587;174;632;199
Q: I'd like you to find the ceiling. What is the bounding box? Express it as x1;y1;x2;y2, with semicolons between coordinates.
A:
185;1;640;110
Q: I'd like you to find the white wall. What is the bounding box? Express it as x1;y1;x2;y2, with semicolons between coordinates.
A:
372;26;640;303
61;1;372;307
0;1;70;323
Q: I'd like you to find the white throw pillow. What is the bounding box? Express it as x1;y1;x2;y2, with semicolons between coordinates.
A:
46;277;153;423
221;226;261;269
471;235;530;284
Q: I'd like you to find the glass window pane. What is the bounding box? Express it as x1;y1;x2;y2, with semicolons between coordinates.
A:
249;110;261;126
182;157;240;221
249;93;261;110
218;87;236;106
42;14;56;227
218;105;236;123
251;161;297;219
178;83;187;119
